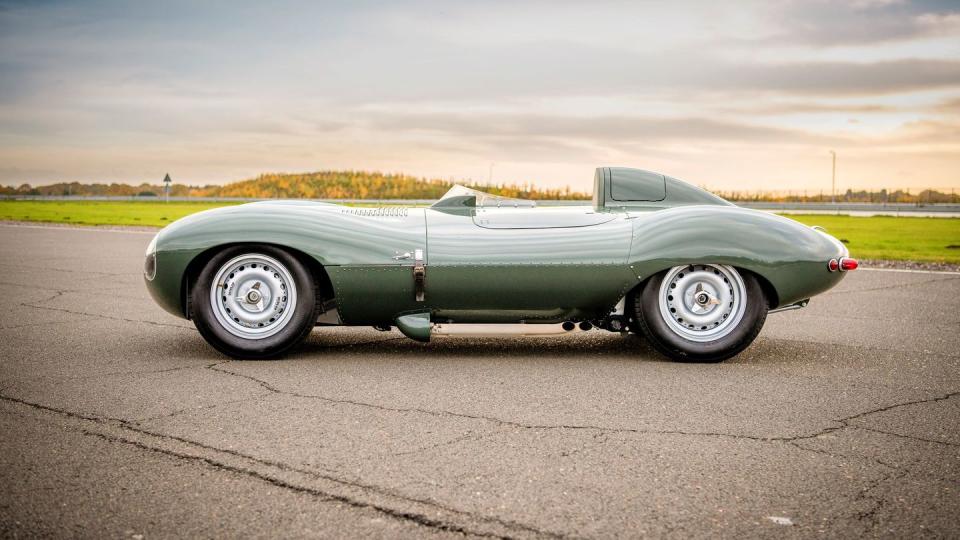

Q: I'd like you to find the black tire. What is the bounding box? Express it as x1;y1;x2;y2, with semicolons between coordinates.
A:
191;245;320;359
631;266;767;363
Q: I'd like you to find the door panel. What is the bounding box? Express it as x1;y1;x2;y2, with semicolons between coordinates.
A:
425;208;637;320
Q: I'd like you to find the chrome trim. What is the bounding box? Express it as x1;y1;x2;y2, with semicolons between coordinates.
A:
413;248;425;301
431;322;585;337
768;300;809;314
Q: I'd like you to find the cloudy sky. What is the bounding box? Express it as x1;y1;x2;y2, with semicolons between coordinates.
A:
1;0;959;192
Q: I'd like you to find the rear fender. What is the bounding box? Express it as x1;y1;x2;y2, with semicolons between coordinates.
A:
627;206;846;308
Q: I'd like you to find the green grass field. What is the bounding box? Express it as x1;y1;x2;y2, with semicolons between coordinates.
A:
0;200;242;227
784;214;959;263
1;201;958;263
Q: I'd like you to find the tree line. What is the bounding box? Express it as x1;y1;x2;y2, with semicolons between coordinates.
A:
0;170;588;200
2;169;957;203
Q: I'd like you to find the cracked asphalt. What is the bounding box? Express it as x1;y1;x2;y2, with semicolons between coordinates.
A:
1;223;958;539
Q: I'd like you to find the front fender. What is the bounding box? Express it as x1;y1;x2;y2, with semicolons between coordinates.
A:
158;202;426;266
146;202;427;318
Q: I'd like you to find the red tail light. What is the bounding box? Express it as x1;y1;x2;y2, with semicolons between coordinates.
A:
839;257;858;271
828;259;839;272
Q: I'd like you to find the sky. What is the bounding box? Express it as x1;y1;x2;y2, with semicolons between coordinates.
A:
1;0;959;193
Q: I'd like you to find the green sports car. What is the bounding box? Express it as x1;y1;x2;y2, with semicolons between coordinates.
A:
144;167;856;362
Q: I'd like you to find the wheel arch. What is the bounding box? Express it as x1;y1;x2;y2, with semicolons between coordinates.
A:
626;264;778;311
743;268;778;310
179;242;334;319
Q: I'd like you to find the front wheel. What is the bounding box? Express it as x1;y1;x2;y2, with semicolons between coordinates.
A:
191;245;320;359
632;264;767;363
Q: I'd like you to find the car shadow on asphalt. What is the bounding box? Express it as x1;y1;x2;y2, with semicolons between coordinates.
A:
151;328;823;366
290;330;673;362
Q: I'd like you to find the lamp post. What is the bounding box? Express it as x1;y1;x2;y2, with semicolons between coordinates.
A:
829;151;836;204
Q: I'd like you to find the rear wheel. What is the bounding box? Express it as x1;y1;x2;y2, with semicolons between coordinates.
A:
632;264;767;362
191;245;320;359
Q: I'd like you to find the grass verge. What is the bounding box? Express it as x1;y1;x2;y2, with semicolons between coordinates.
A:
0;200;241;227
785;214;959;264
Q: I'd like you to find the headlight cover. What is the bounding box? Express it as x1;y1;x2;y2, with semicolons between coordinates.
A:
144;233;158;280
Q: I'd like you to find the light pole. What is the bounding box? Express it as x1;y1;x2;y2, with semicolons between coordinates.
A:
829;151;836;204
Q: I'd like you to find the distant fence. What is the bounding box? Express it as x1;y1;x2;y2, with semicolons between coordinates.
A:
2;195;958;216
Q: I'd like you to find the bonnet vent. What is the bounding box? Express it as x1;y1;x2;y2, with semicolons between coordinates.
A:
340;207;409;218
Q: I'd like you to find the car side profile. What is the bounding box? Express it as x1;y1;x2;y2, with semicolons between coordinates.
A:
144;167;856;362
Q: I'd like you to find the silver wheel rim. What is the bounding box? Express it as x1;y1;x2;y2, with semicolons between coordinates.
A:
657;264;746;343
209;254;297;340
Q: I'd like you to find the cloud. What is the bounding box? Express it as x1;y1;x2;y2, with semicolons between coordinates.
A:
719;101;896;115
761;0;960;46
717;59;960;96
0;1;957;190
934;96;960;113
362;111;833;146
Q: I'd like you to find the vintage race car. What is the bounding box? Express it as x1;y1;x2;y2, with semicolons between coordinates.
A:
144;167;856;362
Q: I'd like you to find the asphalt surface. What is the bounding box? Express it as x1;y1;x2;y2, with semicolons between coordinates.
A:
1;223;958;539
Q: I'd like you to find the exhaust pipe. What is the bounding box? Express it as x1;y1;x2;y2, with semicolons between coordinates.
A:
431;321;586;338
395;313;593;341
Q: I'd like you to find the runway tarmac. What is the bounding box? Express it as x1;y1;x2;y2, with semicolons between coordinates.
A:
1;224;958;538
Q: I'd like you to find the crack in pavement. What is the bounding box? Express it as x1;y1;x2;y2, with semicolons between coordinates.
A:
78;428;526;539
0;262;132;277
850;467;910;532
135;392;274;424
0;280;70;293
66;362;222;382
3;367;955;537
1;280;142;301
207;363;960;446
1;318;85;331
786;440;902;472
0;362;228;388
784;391;960;444
855;425;960;448
390;429;498;457
0;394;568;540
20;293;191;330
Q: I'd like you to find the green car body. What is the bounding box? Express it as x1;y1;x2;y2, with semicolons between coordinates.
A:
145;168;849;345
